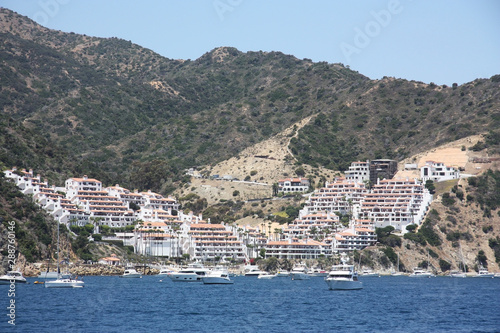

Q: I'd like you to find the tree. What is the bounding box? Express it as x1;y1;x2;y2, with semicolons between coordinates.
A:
425;180;435;194
272;183;279;196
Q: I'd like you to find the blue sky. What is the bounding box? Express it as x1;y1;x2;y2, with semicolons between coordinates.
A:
2;0;499;85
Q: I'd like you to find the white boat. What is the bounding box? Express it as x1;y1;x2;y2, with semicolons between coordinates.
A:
409;250;435;278
244;266;268;277
307;268;328;277
202;268;234;284
45;273;85;288
120;268;142;278
290;263;309;280
257;273;277;279
325;262;362;290
276;271;290;277
449;270;467;278
158;266;176;276
45;222;84;288
474;266;494;278
169;263;210;282
0;271;27;284
409;268;435;278
360;269;379;277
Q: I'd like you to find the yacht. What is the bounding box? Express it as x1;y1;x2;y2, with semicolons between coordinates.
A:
158;266;177;276
474;266;494;278
409;268;435;278
169;263;210;282
257;272;277;279
120;268;142;278
0;271;27;284
325;263;362;290
360;269;379;277
244;266;268;277
290;263;309;280
307;267;328;277
276;271;290;277
202;268;234;284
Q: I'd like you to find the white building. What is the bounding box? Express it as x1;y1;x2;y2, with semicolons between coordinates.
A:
420;161;460;183
345;160;370;183
278;178;310;193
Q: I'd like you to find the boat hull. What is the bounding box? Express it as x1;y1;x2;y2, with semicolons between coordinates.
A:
202;277;234;284
45;279;84;288
0;278;27;284
119;274;142;278
326;279;363;290
291;273;309;280
169;273;202;282
474;274;494;278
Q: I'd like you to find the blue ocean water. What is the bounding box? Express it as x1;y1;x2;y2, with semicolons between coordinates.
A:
1;275;499;332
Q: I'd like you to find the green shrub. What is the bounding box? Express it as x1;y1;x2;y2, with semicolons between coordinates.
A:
439;259;451;272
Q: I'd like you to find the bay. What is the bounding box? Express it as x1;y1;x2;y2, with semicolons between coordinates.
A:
1;275;499;332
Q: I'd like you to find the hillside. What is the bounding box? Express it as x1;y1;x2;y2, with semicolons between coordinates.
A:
2;8;500;192
1;8;500;270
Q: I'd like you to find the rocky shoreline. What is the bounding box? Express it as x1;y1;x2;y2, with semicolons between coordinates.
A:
24;264;160;277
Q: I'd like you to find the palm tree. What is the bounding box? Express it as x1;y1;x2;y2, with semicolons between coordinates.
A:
272;183;279;196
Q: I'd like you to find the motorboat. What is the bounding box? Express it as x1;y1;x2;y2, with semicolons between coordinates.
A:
474;266;494;278
307;267;328;277
257;272;277;279
158;266;177;276
0;271;27;284
169;263;210;282
409;251;435;278
325;263;362;290
244;266;268;277
360;269;379;277
45;273;84;288
120;268;142;278
290;263;309;280
409;268;435;278
202;268;234;284
275;271;290;277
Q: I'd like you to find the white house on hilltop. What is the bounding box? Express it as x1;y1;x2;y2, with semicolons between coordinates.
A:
420;161;460;183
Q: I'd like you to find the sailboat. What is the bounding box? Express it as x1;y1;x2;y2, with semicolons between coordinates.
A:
391;253;404;276
45;222;84;288
450;242;467;278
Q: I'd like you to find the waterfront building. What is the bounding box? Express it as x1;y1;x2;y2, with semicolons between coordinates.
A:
331;226;377;253
359;178;432;233
265;238;331;259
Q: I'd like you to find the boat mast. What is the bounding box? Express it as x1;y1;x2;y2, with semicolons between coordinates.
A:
56;221;60;275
